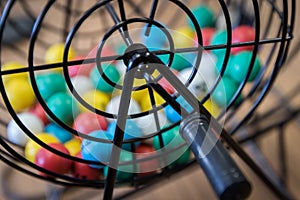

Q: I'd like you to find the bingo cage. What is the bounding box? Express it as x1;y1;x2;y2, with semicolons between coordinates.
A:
0;0;299;199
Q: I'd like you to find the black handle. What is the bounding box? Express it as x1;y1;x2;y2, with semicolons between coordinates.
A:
180;114;251;200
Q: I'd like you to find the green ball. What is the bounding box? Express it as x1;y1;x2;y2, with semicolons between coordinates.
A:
189;5;215;28
47;92;79;125
211;76;239;107
210;30;228;58
170;54;193;71
153;126;190;166
36;73;66;100
228;51;261;83
103;151;136;180
90;64;121;93
215;54;233;76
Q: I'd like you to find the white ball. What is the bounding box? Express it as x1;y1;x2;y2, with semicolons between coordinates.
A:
69;75;94;96
7;112;44;147
105;95;141;122
134;111;168;137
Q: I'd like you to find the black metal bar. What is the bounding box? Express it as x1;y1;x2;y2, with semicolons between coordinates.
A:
145;0;158;36
103;59;136;200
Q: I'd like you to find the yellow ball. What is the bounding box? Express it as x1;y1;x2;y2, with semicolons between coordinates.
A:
140;91;165;112
64;138;82;156
25;133;60;163
173;27;195;48
5;78;36;112
1;62;28;85
79;90;110;112
203;99;220;118
44;43;76;73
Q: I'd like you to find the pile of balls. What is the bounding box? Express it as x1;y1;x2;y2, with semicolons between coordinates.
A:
3;3;261;181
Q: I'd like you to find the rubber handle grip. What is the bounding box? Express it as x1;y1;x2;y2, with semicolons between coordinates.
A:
180;114;251;200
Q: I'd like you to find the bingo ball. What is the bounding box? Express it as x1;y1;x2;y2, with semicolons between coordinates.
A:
189;5;215;28
35;143;72;176
30;103;50;125
203;99;220;118
140;92;165;112
228;51;261;83
173;27;195;48
7;112;44;147
81;130;112;168
5;78;35;112
1;61;27;85
70;75;94;96
153;126;190;167
90;64;121;93
80;90;110;113
45;43;76;73
45;123;73;143
73;112;108;135
64;138;82;156
135;144;159;175
134;111;168;137
25;133;59;163
103;151;135;181
107;120;142;151
36;73;66;100
72;152;101;180
194;28;216;47
68;55;95;77
47;92;79;125
141;25;168;49
210;30;228;59
164;96;193;123
106;95;141;120
232;25;256;54
211;76;239;107
170;53;193;71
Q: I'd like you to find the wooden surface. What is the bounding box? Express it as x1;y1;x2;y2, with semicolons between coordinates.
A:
0;0;299;199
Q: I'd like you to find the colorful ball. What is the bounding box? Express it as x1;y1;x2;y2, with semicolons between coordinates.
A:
153;126;190;166
1;62;28;85
107;120;142;151
80;90;110;112
69;75;94;96
210;29;228;59
228;51;261;83
30;103;50;125
103;151;135;180
203;99;220;118
189;5;215;28
170;53;193;71
25;133;59;163
134;111;168;137
81;130;111;168
64;138;82;156
5;78;35;112
106;95;141;121
73;112;108;135
7;112;44;147
135;144;159;175
211;76;239;107
164;96;193;123
173;27;195;48
232;25;256;54
36;73;66;100
141;24;167;49
72;152;101;180
194;28;216;47
35;143;73;176
47;92;79;125
45;43;76;73
90;64;121;93
45;123;73;143
68;55;95;77
140;92;165;112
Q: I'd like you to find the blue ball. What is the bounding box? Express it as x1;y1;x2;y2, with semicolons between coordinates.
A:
164;96;193;123
107;120;142;151
141;25;167;49
81;130;112;169
44;123;73;143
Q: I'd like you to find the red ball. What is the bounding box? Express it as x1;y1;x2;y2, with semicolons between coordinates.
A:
68;55;95;77
232;25;256;54
73;112;108;135
35;143;73;176
194;28;216;47
72;153;101;180
30;103;50;125
135;144;159;176
158;70;178;94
